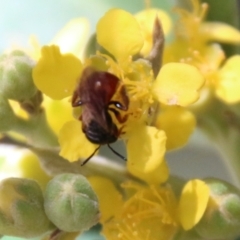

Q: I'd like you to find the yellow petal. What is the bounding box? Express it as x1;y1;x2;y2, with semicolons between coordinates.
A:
200;22;240;44
135;159;169;185
216;55;240;104
97;8;144;61
59;120;97;162
178;179;210;230
43;96;74;136
9;100;28;120
18;152;51;189
153;63;205;106
135;8;172;56
50;18;90;60
127;125;168;184
88;176;123;223
155;106;196;150
32;45;82;100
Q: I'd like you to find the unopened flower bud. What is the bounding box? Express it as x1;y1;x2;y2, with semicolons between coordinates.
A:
44;173;100;232
0;50;37;101
0;98;16;132
0;177;54;238
195;178;240;239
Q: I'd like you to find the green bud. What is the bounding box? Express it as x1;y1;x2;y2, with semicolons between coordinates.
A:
0;98;16;132
0;177;54;238
44;173;100;232
0;50;37;101
195;178;240;239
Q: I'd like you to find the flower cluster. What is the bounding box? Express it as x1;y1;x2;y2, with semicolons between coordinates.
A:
33;7;204;185
1;0;240;240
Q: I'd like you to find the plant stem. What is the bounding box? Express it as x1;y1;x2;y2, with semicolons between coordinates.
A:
12;111;58;148
194;94;240;186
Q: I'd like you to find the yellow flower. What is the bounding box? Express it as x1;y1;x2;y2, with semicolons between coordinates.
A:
135;8;172;57
58;120;98;162
0;149;51;189
96;9;144;63
178;179;210;230
96;8;203;184
29;19;89;137
42;96;74;136
215;55;240;104
155;106;196;150
89;176;210;239
18;151;51;189
32;8;204;185
32;45;82;100
164;0;240;105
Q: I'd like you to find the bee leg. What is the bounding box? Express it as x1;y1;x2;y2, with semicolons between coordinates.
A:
81;145;101;166
107;144;127;161
108;108;128;123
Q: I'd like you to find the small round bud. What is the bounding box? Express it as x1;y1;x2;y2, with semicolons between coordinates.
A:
0;177;53;238
44;173;100;232
0;50;37;101
0;98;17;132
195;178;240;239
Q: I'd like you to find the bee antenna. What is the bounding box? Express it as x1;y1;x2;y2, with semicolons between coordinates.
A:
107;144;127;161
81;145;101;166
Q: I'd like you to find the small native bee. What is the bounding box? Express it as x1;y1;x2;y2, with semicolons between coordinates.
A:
72;67;129;165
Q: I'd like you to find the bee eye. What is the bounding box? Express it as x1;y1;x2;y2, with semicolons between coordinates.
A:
115;102;123;109
108;101;127;111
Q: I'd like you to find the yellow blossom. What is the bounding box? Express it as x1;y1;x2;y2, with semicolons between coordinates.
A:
32;45;82;100
88;176;123;222
18;151;51;189
42;96;74;136
135;8;172;56
199;22;240;44
153;62;204;106
59;120;97;162
89;177;210;239
155;106;196;150
32;7;204;185
178;179;210;230
164;0;240;105
215;55;240;104
96;8;144;63
126;124;168;184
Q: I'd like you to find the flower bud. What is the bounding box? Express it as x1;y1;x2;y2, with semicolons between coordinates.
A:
44;173;100;232
0;50;37;101
195;178;240;239
0;177;53;238
0;98;17;132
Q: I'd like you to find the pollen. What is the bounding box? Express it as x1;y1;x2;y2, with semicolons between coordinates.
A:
102;183;178;240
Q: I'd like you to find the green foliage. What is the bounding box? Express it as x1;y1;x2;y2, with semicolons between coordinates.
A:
0;178;53;238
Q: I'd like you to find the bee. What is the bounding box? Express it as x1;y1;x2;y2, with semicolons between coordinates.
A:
72;67;129;165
